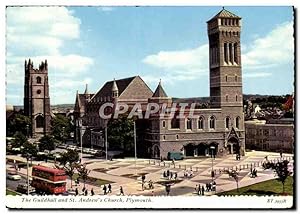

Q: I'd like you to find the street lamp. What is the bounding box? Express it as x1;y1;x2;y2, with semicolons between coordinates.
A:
134;120;137;175
210;146;215;182
26;153;31;195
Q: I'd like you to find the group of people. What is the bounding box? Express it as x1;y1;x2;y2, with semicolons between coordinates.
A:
102;184;112;195
162;170;177;180
195;185;205;196
74;184;125;196
183;170;193;178
75;187;95;196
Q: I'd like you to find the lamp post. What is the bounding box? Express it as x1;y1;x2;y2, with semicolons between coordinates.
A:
105;126;108;162
210;146;215;182
134;120;137;175
26;154;31;195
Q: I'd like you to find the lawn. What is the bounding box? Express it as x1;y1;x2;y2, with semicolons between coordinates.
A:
72;173;113;186
219;176;294;196
6;189;21;196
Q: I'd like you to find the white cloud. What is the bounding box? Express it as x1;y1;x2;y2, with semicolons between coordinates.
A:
6;7;94;105
243;21;294;68
142;21;294;83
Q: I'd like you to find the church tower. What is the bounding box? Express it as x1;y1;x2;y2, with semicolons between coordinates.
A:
207;8;243;109
24;59;51;138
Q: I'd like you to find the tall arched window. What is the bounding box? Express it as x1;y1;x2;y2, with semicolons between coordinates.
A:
186;118;192;130
36;76;41;84
198;116;204;130
236;117;240;129
225;117;230;129
209;116;216;129
226;95;229;102
162;120;166;128
236;95;238;102
36;115;44;128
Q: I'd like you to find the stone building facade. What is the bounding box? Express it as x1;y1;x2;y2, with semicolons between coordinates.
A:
245;119;294;153
24;59;51;138
74;8;246;159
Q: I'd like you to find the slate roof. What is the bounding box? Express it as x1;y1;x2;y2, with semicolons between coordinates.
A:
207;8;240;22
152;81;168;98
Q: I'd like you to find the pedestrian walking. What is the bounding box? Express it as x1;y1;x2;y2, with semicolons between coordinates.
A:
82;186;86;193
120;186;125;196
174;172;177;180
170;171;173;180
197;185;201;195
201;185;205;195
166;170;170;177
108;184;112;193
84;189;88;196
91;188;94;196
103;185;107;195
75;188;78;196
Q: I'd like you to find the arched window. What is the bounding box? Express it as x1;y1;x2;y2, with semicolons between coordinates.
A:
36;115;44;128
186;118;192;130
163;135;166;141
162;120;166;128
36;76;41;84
226;95;228;102
236;95;238;102
225;75;228;82
198;116;204;130
236;117;240;129
209;116;216;129
235;75;238;82
176;135;179;140
225;117;230;129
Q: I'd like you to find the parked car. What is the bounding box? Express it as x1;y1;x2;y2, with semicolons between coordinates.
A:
17;183;35;194
7;172;21;181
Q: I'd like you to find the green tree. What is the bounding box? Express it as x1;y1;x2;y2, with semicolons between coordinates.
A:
56;149;80;189
263;160;292;194
51;115;72;143
11;132;27;148
107;116;134;154
7;114;31;137
22;141;38;157
39;135;57;151
76;164;90;188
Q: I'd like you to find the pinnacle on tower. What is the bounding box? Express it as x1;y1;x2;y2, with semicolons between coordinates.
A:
153;79;167;98
84;83;89;94
112;78;119;98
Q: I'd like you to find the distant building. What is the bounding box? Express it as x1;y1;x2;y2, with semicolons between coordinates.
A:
74;8;246;159
245;118;294;153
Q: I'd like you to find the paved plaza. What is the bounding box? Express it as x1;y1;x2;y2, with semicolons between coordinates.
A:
6;151;294;196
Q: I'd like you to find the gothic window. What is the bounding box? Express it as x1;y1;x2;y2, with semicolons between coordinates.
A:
171;117;180;129
162;120;166;128
234;43;238;64
36;76;41;84
225;75;228;82
224;43;228;64
176;135;179;140
186;118;192;130
236;95;238;102
198;116;204;129
236;117;240;129
225;117;230;129
226;95;228;102
235;75;238;82
229;43;233;63
163;135;166;141
36;115;44;128
209;116;216;129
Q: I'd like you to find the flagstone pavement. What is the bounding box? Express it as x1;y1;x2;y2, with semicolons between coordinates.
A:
6;151;293;196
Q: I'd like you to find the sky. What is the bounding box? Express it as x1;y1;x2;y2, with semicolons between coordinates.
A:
6;6;294;105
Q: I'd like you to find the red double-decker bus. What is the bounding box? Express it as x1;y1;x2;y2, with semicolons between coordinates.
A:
31;165;67;194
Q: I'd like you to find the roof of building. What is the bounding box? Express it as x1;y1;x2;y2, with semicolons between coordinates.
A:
207;8;241;22
152;80;168;98
112;78;119;92
90;76;136;100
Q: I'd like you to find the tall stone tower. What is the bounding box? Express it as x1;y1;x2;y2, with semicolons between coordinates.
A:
24;59;51;138
207;8;242;109
207;8;245;155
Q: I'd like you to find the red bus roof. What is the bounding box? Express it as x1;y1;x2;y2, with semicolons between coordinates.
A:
33;165;65;174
